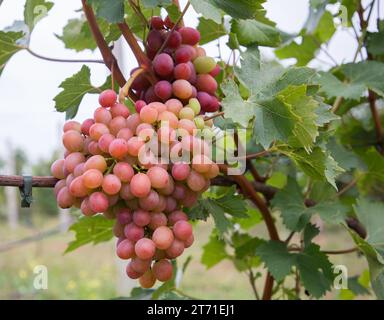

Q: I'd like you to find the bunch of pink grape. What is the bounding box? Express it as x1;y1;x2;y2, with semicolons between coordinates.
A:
132;15;221;113
51;83;219;288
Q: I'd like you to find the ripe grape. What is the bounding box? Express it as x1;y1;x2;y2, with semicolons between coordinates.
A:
89;191;109;213
135;238;156;260
63;120;81;133
152;259;173;282
153;53;174;77
51;159;65;179
84;155;107;172
139;270;156;288
168;210;188;225
179;27;200;45
150;16;164;30
172;79;192;99
113;162;134;183
154;80;172;101
149;212;168;230
147;166;169;189
99;89;117;108
173;220;193;241
110;103;130;118
116;239;135;259
109;138;129;159
63;130;84;152
124;223;145;242
102;174;122;195
130;173;151;198
152;226;174;249
133;209;151;227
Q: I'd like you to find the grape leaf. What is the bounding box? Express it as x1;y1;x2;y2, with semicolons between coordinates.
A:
210;0;265;20
24;0;54;32
197;17;227;45
201;232;228;268
141;0;172;8
256;241;296;281
54;65;110;119
87;0;124;23
275;35;318;66
367;28;384;57
190;0;222;24
357;148;384;194
231;19;281;47
65;215;114;253
0;31;24;76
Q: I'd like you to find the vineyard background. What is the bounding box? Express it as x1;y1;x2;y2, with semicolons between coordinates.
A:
0;0;382;299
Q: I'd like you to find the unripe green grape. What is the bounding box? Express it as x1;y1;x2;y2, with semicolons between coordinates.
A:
193;56;216;74
194;116;205;129
189;98;201;115
178;107;195;120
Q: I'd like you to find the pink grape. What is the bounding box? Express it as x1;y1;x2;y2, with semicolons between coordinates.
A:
149;212;168;230
81;118;95;136
152;226;174;249
130;173;151;198
130;257;151;274
138;190;160;211
171;162;190;181
113;162;134;183
172;79;192;99
147;166;169;189
63;130;84;152
152;259;173;282
153;53;174;77
84;155;107;172
57;187;75;208
102;174;122;195
133;209;151;227
179;27;200;45
116;239;135;259
89;123;109;141
51;159;65;179
110;103;130;118
126;263;142;279
135;238;156;260
63;120;81;133
94;107;112;124
116;207;132;225
139;270;156;288
99;89;117;108
124;223;144;242
168;210;188;226
150;16;164;30
98;133;115;153
109;138;129;159
80;197;95;216
154;80;172;101
173;220;193;241
165;239;184;258
89;192;109;213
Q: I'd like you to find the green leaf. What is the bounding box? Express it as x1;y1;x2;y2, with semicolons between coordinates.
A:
313;10;335;43
190;0;222;24
197;17;227;45
317;71;365;100
296;243;334;298
24;0;53;32
54;65;106;118
235;237;264;259
327;138;359;171
231;19;281;47
341;61;384;98
87;0;124;23
227;32;239;50
357;147;384;194
0;31;24;76
303;223;320;248
165;4;180;22
141;0;172;8
65;215;114;253
275;35;318;66
367;27;384;57
233;206;263;230
201;232;228;268
256;241;295;281
210;0;265;20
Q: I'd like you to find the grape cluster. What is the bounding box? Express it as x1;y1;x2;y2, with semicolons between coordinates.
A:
131;15;221;113
51;76;219;287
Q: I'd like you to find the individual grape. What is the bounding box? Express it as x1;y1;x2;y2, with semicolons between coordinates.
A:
51;159;65;179
147;101;167;114
196;74;218;94
124;222;145;242
179;27;200;45
138;190;160;211
146;29;163;52
187;61;197;84
204;162;219;179
152;259;173;282
158;111;179;129
175;46;194;63
144;86;159;103
181;189;199;208
196;91;213;111
126;263;142;279
130;173;151;198
109;116;127;136
69;176;88;197
187;170;207;192
63;120;81;133
165;30;182;49
192;154;212;173
54;179;66;196
133;209;151;227
179;107;195;120
89;192;109;213
135;100;147;113
116;128;133;141
87;141;103;155
80;197;95;216
110;103;130;118
194;116;205;129
172;183;187;200
120;183;135;200
109;138;129;159
172;79;192;100
152;226;174;249
149;212;168;230
173;220;193;241
193;56;216;74
171;162;190;181
153;194;167;212
81;118;95;136
174;62;191;80
64;153;85;174
209;64;221;77
154;80;172;101
89;123;109;141
168;210;188;225
158;174;175;196
165;239;184;258
102;174;122;195
116;207;132;225
150;16;164;30
66;173;75;187
153;53;174;77
135;238;156;260
165;99;183;115
164;15;174;29
94;107;112;124
189;98;201;115
116;239;135;259
206;95;220;112
63;130;84;152
165;196;178;213
98;133;115;153
147;166;169;189
136;123;153;135
99;89;117;108
184;234;194;248
130;257;151;274
57;187;75;209
139;270;156;289
84;155;107;172
113;162;134;183
127;137;145;157
140;105;159;124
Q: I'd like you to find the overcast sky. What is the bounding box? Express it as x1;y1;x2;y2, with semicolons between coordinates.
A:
0;0;381;171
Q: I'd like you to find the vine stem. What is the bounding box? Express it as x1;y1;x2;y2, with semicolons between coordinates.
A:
203;111;224;121
119;68;146;103
25;48;105;64
81;0;126;87
289;247;358;255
